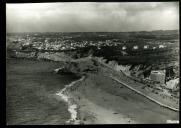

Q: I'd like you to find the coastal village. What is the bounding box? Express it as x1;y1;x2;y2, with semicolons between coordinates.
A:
7;33;177;51
6;2;179;125
7;33;179;109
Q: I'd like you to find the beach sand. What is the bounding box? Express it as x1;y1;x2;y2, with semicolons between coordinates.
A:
6;57;179;124
66;71;179;124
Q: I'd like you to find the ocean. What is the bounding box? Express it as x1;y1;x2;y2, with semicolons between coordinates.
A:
6;58;80;125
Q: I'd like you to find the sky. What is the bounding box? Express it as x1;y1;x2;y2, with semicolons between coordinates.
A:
6;2;179;32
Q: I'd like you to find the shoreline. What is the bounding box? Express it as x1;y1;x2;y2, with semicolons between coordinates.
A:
6;58;76;125
64;72;179;124
55;75;86;124
7;56;179;124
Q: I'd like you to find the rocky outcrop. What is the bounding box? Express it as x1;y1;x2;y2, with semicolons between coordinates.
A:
37;52;72;62
15;51;36;58
54;57;98;75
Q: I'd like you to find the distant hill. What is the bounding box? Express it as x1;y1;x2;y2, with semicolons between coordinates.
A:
7;30;179;35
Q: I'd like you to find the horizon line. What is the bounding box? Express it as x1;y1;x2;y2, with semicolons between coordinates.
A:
6;29;179;34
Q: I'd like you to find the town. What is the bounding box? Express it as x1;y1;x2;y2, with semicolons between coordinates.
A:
6;2;179;124
7;32;178;52
7;31;179;101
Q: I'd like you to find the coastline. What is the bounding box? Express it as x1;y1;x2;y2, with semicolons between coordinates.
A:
6;58;77;125
64;71;179;124
55;75;86;124
7;55;179;124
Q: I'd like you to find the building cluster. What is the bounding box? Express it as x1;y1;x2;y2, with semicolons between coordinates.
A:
95;56;179;94
96;56;179;96
150;70;166;84
8;35;179;90
8;35;169;52
7;33;179;99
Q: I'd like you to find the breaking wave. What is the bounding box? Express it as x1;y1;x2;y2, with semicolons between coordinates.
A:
56;76;85;124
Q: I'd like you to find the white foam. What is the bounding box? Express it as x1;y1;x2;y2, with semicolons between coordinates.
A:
56;76;85;124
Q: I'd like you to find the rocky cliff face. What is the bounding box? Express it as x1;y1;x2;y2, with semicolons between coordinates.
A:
37;52;72;62
7;49;178;81
62;58;98;74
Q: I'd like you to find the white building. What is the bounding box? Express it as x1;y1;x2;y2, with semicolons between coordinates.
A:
153;46;156;50
166;78;179;90
159;45;166;48
122;46;127;50
133;45;138;50
150;70;166;84
143;45;149;49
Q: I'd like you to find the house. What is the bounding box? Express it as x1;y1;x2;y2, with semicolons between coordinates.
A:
143;45;149;49
122;46;127;50
166;78;179;90
133;45;138;50
152;46;156;50
150;70;166;84
159;45;165;48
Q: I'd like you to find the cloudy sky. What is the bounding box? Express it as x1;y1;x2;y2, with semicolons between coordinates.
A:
6;2;179;32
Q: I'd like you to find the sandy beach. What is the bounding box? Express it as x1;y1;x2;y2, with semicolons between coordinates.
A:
6;57;179;124
65;70;179;124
